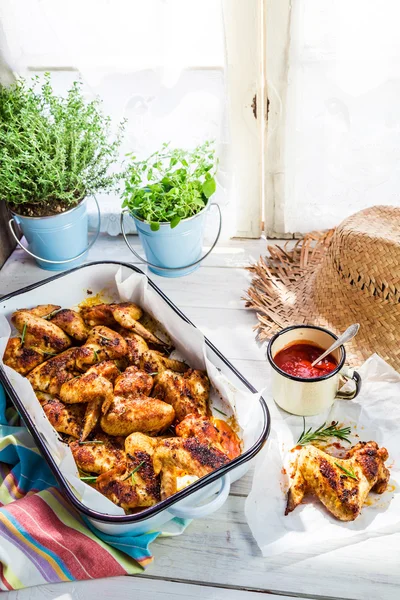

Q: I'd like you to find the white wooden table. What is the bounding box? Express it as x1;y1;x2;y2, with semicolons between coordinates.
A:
1;235;399;600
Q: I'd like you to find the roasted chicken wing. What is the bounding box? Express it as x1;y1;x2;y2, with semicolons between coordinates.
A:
96;432;161;510
3;337;45;375
153;437;230;499
70;433;126;474
286;441;390;521
75;326;128;371
60;361;120;440
101;394;175;437
50;309;90;342
12;310;71;354
27;348;79;395
176;414;241;460
36;391;85;439
153;369;210;421
120;331;186;372
113;366;154;397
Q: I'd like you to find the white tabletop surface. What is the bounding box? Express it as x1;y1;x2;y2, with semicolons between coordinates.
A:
1;235;399;600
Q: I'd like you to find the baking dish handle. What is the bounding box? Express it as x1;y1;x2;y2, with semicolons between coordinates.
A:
167;474;231;519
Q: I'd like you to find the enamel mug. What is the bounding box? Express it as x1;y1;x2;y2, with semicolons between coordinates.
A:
267;325;361;416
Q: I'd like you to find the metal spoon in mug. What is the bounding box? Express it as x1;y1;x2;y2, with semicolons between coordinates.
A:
311;323;360;368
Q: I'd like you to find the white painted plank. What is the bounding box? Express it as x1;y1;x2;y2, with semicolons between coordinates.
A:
144;494;400;600
6;576;309;600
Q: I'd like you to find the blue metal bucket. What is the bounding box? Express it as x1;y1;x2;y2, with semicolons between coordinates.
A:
8;198;101;272
121;203;222;278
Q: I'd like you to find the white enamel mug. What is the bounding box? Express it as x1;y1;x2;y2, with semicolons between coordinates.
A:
267;325;361;416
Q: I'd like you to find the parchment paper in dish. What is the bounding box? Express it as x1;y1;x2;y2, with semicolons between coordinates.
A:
245;354;400;556
0;267;262;515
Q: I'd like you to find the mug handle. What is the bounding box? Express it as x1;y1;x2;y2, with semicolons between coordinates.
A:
336;366;362;400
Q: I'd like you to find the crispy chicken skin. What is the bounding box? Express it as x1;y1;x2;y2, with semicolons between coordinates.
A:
120;331;187;373
286;441;390;521
70;433;126;474
59;361;120;440
100;394;175;437
81;302;166;347
3;338;45;375
36;391;85;439
153;369;210;422
153;437;230;499
12;310;71;354
27;348;79;395
113;366;154;397
176;414;241;460
19;304;61;318
50;309;90;342
96;432;161;510
75;326;128;371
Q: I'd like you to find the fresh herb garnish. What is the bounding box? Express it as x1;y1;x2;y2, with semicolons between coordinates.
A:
20;323;27;345
334;462;358;480
80;476;98;483
78;440;105;446
98;333;112;342
214;407;228;417
148;372;158;376
297;418;352;446
93;349;100;362
123;461;145;483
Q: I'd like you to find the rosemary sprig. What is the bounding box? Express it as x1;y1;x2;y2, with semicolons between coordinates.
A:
78;440;105;446
93;349;100;362
148;372;158;376
20;323;27;346
297;418;352;446
214;407;227;417
98;333;112;342
123;461;145;483
80;476;98;483
334;462;358;481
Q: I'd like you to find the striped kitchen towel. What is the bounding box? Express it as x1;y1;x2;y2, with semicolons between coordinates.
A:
0;384;188;591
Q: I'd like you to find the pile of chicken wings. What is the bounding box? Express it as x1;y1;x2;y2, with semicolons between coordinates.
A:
4;302;241;513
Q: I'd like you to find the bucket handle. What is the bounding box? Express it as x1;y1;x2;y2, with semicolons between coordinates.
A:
120;202;222;272
8;196;101;265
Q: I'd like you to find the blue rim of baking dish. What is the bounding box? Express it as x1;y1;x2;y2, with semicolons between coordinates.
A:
0;261;271;524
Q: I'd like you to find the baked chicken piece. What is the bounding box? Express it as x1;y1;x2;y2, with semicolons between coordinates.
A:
80;302;166;347
120;331;187;373
75;326;128;371
100;394;175;437
153;437;230;499
11;309;71;354
286;441;391;521
113;365;154;397
96;432;160;510
36;391;85;439
3;338;45;375
70;433;126;474
176;414;241;460
17;304;61;318
50;309;90;342
153;369;210;422
27;348;79;395
60;361;120;440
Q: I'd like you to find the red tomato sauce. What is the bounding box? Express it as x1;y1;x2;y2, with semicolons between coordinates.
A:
273;342;337;379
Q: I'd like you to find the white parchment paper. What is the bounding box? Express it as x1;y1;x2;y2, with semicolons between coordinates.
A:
0;267;262;515
245;354;400;556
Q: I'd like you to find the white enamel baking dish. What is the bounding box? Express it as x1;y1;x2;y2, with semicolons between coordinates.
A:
0;262;270;535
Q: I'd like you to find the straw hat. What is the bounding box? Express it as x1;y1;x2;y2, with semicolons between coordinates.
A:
245;205;400;372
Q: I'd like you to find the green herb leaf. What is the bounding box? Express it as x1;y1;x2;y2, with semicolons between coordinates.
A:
98;333;112;342
20;323;27;346
123;461;145;482
202;177;216;199
334;462;358;480
93;349;100;362
150;222;160;231
214;407;228;417
170;215;181;229
297;418;352;446
80;476;98;483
